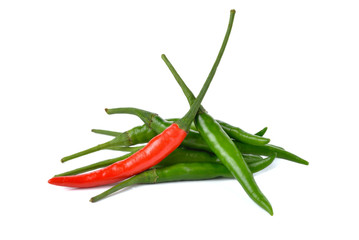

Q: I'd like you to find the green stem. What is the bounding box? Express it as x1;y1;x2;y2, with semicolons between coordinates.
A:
161;54;202;110
90;169;157;202
91;129;120;137
162;53;270;146
55;152;136;176
105;108;157;128
61;133;130;163
174;10;236;131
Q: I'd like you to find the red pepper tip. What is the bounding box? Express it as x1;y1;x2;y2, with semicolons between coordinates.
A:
48;177;54;183
48;177;58;185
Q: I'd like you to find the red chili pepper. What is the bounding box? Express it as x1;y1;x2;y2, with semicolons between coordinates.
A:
48;124;186;187
48;9;235;188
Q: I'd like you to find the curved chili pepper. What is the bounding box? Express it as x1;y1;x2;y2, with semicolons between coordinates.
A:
156;118;270;145
48;9;237;188
95;126;307;165
49;125;187;187
234;141;306;163
64;116;266;161
55;146;272;177
90;155;276;203
161;57;272;214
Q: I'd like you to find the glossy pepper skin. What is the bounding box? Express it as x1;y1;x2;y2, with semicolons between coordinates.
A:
195;113;273;215
55;146;272;177
90;162;233;202
234;141;307;165
90;156;275;203
64;106;268;161
161;21;273;213
65;115;266;161
99;126;307;165
161;53;275;213
49;124;187;187
216;120;270;146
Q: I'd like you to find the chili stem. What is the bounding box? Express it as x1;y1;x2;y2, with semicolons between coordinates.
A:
61;134;129;163
91;129;120;137
174;10;236;131
55;152;135;177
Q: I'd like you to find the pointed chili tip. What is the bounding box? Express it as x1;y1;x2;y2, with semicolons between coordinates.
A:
300;159;309;165
48;176;64;186
263;202;274;216
48;178;55;185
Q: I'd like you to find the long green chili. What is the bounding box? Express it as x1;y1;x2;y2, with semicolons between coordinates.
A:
90;155;275;203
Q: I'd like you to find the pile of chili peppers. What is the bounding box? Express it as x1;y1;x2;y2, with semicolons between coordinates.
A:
48;10;308;215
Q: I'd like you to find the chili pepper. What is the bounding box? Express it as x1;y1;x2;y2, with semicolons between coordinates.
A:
111;145;276;168
55;145;273;177
65;117;266;161
155;151;272;168
49;79;211;187
215;120;270;145
161;57;272;214
94;127;306;165
93;125;268;139
234;141;307;164
48;9;236;188
63;119;207;161
56;147;214;177
108;145;277;167
90;155;275;203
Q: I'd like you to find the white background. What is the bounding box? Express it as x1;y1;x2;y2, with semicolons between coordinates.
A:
1;0;358;239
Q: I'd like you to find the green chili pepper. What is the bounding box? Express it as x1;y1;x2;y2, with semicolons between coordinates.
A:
93;127;306;165
215;120;269;145
55;145;274;177
90;155;275;203
234;141;306;165
63;119;267;162
161;50;273;215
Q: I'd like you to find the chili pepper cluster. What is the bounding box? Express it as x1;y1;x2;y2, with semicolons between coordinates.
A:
48;10;308;215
